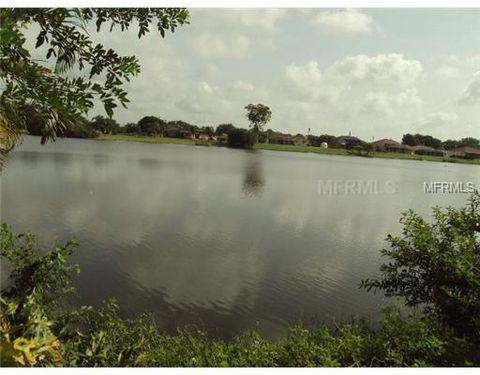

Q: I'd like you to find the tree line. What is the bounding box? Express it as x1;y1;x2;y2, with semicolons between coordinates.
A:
24;108;479;153
402;133;480;150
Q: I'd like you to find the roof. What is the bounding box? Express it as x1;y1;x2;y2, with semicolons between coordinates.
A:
452;146;480;155
292;135;306;141
372;138;401;146
270;135;294;140
411;145;435;151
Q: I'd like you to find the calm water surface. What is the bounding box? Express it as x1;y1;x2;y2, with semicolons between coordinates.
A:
2;136;478;338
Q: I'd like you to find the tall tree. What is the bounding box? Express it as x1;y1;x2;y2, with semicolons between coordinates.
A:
402;133;418;146
0;8;189;167
138;116;166;136
124;122;141;134
442;139;459;150
244;104;272;135
90;115;120;135
459;137;480;148
215;123;235;135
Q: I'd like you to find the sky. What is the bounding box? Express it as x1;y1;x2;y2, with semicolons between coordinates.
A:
84;9;480;141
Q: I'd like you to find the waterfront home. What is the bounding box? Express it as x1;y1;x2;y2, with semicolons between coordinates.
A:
448;146;480;159
196;133;211;141
371;139;413;154
269;134;306;146
269;135;294;145
411;145;445;157
336;135;365;149
165;127;194;139
292;135;307;146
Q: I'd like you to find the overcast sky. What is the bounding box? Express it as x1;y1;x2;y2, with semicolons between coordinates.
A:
86;8;480;141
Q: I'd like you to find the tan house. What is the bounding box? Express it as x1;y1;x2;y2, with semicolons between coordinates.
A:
372;139;413;154
448;146;480;159
269;134;306;146
411;145;445;157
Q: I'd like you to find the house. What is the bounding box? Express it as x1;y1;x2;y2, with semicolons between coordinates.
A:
180;130;195;139
336;135;365;149
269;135;295;145
411;145;445;157
165;127;194;139
372;139;413;154
217;133;229;142
447;146;480;159
196;133;211;141
292;135;307;146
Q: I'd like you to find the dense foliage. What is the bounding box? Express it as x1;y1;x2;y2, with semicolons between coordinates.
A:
227;128;256;149
90;116;120;135
1;193;479;367
137;116;166;136
307;134;339;148
402;133;479;150
362;192;480;341
0;8;189;166
442;137;480;150
244;104;272;135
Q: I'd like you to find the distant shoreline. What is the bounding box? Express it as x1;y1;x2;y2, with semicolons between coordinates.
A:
96;134;480;166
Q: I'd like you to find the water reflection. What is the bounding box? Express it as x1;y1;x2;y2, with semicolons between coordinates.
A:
242;151;265;197
2;136;478;339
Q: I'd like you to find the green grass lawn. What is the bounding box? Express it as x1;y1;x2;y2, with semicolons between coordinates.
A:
97;134;480;165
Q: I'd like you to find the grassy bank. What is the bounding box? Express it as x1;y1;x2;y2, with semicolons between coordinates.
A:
97;134;480;165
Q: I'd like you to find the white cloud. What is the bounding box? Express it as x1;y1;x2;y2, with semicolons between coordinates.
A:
328;54;422;85
192;9;285;34
443;54;480;68
221;9;286;33
232;80;255;91
433;66;460;78
359;89;423;118
191;33;251;59
417;112;459;130
198;81;216;94
314;9;374;35
188;9;285;60
283;61;344;103
458;71;480;105
282;54;422;107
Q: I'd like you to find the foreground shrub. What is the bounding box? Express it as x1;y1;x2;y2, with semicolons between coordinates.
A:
362;192;480;341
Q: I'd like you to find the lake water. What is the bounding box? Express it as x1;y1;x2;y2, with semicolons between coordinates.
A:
2;136;478;338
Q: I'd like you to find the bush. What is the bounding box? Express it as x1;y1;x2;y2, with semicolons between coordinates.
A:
362;192;480;341
227;128;256;149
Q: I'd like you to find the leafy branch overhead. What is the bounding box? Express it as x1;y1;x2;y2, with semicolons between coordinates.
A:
0;8;189;165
